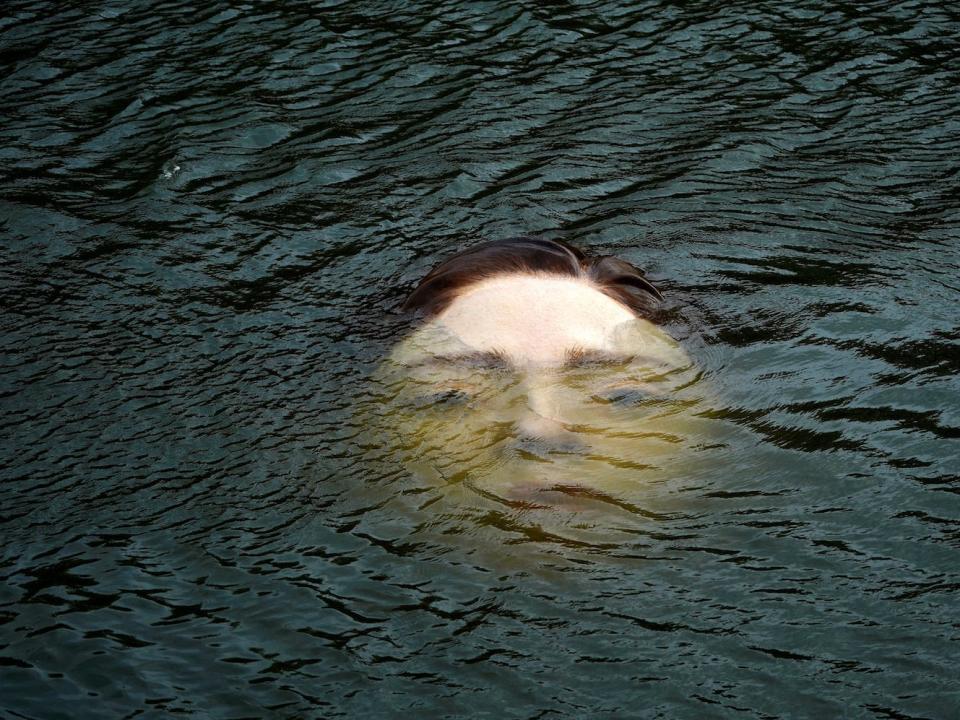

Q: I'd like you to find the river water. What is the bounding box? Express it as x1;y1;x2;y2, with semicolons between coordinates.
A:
2;1;959;717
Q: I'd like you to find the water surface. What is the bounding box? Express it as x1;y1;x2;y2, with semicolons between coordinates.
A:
2;0;959;717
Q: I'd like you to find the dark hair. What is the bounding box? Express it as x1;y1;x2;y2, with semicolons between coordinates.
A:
402;236;662;319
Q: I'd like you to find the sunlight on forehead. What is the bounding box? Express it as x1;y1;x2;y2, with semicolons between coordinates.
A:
437;275;633;365
395;274;686;369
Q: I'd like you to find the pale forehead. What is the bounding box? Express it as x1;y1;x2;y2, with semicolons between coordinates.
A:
394;274;685;368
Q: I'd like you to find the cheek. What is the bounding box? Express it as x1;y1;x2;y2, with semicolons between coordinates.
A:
386;389;506;458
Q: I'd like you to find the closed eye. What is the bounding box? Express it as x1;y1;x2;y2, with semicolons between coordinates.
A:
414;388;473;408
594;386;654;407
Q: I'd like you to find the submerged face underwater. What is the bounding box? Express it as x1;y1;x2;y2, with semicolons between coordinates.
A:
369;238;713;508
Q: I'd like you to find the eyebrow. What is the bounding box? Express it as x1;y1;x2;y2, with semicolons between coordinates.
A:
562;347;632;368
408;350;512;370
406;347;640;370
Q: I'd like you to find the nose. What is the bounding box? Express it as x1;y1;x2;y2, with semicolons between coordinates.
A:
516;413;573;443
513;382;584;452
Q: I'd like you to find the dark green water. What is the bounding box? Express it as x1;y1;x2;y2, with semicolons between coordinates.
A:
2;1;959;717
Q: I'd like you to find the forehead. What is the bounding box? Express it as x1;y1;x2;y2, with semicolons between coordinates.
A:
394;274;683;368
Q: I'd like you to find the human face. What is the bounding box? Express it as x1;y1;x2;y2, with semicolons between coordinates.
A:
374;274;705;507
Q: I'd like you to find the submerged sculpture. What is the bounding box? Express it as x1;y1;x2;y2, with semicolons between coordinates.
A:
372;237;707;508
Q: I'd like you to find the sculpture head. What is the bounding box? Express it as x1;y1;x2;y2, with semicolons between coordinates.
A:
372;237;703;508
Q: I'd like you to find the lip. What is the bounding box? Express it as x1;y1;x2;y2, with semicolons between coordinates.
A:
466;478;595;510
504;437;590;459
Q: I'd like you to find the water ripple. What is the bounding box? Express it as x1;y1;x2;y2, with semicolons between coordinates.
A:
1;0;959;717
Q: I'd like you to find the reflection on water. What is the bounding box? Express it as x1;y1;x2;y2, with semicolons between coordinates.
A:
2;0;959;717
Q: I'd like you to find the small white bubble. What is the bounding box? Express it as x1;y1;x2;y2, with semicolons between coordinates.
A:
160;161;181;180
